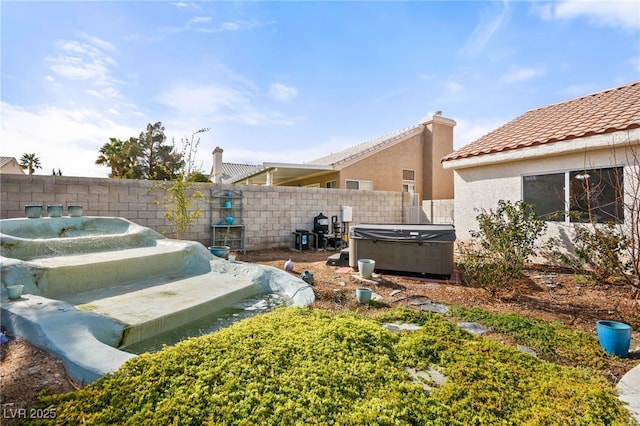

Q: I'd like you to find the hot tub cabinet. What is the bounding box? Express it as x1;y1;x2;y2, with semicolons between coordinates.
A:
349;224;456;276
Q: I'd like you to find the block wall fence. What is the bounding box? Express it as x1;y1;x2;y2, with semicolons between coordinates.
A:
0;174;406;251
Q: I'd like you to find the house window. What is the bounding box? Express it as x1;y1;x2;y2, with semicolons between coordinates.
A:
402;169;416;181
523;166;624;223
523;173;565;221
326;180;337;189
346;179;373;190
569;167;624;223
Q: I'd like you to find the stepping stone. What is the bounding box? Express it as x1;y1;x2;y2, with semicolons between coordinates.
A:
458;322;489;335
418;302;449;314
382;322;422;332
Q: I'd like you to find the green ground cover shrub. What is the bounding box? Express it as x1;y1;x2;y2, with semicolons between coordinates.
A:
39;308;632;425
448;305;607;370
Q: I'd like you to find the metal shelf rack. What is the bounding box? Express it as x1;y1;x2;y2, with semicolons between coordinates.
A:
210;189;245;254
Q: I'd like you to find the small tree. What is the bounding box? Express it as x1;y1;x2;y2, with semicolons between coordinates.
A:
19;153;42;175
457;200;547;293
157;128;210;240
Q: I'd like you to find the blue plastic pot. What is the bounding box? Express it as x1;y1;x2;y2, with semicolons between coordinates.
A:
208;246;230;259
356;287;372;304
596;320;631;357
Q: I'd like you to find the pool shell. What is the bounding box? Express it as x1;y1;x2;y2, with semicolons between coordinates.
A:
0;217;315;384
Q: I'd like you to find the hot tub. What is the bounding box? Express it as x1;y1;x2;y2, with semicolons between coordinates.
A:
349;223;456;276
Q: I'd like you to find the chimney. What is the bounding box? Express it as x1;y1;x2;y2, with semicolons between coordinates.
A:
211;147;223;183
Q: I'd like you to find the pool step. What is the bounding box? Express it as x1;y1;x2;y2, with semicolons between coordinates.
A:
73;270;259;347
23;241;211;298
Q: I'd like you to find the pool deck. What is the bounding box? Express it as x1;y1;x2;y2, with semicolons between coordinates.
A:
618;363;640;424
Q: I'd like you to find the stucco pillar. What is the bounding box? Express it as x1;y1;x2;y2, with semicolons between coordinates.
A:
423;113;456;200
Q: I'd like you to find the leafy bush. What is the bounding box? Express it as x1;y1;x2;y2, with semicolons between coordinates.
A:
457;200;547;292
552;221;631;282
40;308;632;425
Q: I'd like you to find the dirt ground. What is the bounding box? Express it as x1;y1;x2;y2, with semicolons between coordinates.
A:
2;247;640;421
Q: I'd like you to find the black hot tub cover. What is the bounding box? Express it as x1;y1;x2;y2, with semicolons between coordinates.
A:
350;223;456;242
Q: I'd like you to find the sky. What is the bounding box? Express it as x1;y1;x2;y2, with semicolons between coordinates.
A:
1;1;639;178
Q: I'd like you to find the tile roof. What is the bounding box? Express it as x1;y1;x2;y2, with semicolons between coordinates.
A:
442;80;640;162
308;124;423;166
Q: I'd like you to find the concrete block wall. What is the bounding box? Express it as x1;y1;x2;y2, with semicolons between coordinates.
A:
422;199;455;224
0;174;404;251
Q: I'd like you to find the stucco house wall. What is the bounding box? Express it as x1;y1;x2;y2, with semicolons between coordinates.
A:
226;114;455;205
448;131;640;249
337;133;424;193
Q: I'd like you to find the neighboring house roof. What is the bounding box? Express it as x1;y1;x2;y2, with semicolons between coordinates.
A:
1;157;17;168
219;162;262;182
0;156;25;174
309;125;423;167
225;121;427;184
442;80;640;162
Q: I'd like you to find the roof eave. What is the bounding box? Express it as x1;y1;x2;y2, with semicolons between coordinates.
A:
442;128;640;170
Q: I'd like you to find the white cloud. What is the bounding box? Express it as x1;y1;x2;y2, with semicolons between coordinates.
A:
190;16;212;24
1;102;139;177
535;0;640;30
446;81;464;93
196;20;262;33
502;66;545;83
156;82;296;126
45;37;118;89
462;1;511;57
171;2;202;10
453;117;509;149
268;83;299;102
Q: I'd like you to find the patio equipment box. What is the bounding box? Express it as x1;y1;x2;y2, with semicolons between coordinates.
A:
348;223;456;276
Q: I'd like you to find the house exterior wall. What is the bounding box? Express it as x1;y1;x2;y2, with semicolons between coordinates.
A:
286;171;340;188
0;159;25;175
270;115;455;201
0;174;404;251
449;131;640;253
337;133;424;193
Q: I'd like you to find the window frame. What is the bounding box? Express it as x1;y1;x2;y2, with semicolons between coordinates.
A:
522;166;624;224
345;179;373;191
402;169;416;181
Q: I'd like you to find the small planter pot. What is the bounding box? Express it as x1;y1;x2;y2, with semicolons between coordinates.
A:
208;246;230;259
357;259;376;279
356;287;372;304
301;270;314;285
68;205;83;217
225;216;235;225
47;205;64;217
7;285;24;300
596;320;632;358
24;204;43;219
224;200;233;208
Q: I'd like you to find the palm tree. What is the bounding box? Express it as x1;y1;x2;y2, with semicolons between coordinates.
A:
19;153;42;175
96;138;126;178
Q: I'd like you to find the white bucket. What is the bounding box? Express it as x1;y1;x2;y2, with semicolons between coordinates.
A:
358;259;375;279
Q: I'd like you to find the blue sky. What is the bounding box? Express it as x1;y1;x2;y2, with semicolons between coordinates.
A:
1;1;639;178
